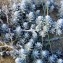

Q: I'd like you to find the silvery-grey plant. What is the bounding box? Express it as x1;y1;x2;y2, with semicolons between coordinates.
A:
59;0;63;18
57;58;63;63
0;0;63;63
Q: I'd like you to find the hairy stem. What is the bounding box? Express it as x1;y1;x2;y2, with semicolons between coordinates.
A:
48;33;52;53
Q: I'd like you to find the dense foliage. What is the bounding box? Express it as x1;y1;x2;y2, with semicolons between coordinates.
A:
0;0;63;63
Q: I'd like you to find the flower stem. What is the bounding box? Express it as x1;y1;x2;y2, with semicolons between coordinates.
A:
48;33;52;53
47;5;48;15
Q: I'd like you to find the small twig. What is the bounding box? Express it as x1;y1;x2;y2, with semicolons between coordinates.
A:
0;41;14;49
47;5;48;15
45;37;63;42
0;45;14;49
0;19;3;23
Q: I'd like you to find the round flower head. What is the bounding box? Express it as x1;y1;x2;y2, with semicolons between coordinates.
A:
30;24;35;29
36;16;43;25
10;49;19;59
15;57;26;63
24;40;34;52
45;15;53;26
56;19;63;29
50;4;54;12
31;4;36;11
24;32;30;39
56;19;63;35
1;24;9;33
39;31;46;37
15;26;22;36
43;25;49;33
59;0;63;17
33;59;43;63
45;0;50;7
32;50;40;59
5;33;10;40
29;38;34;43
14;11;20;17
23;22;29;29
28;12;35;21
20;0;28;13
32;31;37;40
49;22;56;34
45;0;55;12
36;10;41;16
11;18;18;24
36;23;42;32
57;59;63;63
17;38;25;45
36;16;43;32
56;29;62;36
48;54;58;63
19;48;27;55
15;58;22;63
5;33;11;41
12;3;17;11
1;24;8;30
19;48;27;59
41;50;49;58
56;50;62;57
35;42;42;50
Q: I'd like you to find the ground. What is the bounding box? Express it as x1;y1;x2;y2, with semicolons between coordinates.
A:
0;56;15;63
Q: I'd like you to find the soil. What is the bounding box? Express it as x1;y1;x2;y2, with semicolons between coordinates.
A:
0;56;15;63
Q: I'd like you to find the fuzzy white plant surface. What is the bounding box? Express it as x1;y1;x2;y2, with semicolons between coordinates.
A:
32;50;40;59
0;0;63;63
1;24;8;30
15;57;26;63
56;19;63;28
20;0;28;13
35;42;42;50
24;40;34;52
36;16;43;32
45;15;53;27
15;58;22;63
41;50;49;58
28;12;35;21
44;0;55;12
10;49;19;59
48;54;58;63
57;59;63;63
15;26;22;35
33;59;43;63
59;0;63;17
56;19;63;35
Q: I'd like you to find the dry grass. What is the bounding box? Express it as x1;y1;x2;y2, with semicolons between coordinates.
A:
0;56;15;63
0;42;14;63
